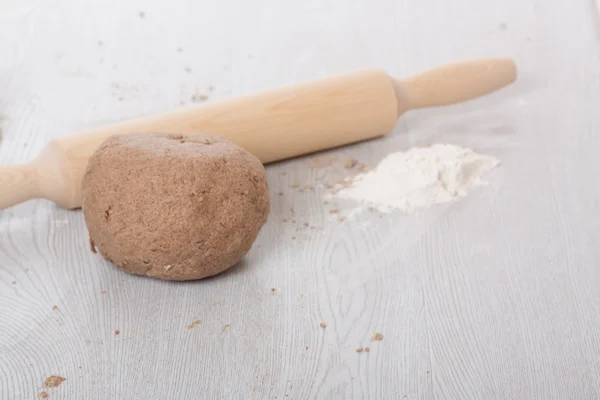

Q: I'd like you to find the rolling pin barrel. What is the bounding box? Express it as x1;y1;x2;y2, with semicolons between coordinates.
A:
0;58;517;210
69;68;400;165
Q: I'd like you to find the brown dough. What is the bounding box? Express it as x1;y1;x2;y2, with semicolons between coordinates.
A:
81;133;270;281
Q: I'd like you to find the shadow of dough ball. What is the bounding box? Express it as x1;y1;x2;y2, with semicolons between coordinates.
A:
81;133;270;281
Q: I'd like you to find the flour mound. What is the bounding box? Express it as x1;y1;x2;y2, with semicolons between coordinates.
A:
331;144;499;213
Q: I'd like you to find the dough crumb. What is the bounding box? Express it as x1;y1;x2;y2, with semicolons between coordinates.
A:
222;324;231;333
308;156;338;169
100;290;107;294
344;158;358;169
43;376;66;388
278;192;284;196
115;329;120;335
329;208;340;214
271;288;276;293
373;332;384;341
336;178;353;189
365;347;370;352
289;182;301;188
356;347;364;353
40;392;48;399
186;320;201;329
191;94;208;102
52;305;58;311
320;322;326;328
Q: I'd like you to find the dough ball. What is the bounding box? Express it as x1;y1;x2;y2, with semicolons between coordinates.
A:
81;133;270;281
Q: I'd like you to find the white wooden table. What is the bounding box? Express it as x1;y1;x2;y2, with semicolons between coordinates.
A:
2;0;600;398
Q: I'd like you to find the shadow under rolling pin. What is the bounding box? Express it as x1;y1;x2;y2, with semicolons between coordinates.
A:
0;57;517;210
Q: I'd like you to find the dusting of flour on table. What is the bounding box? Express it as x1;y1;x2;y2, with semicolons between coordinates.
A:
330;144;499;213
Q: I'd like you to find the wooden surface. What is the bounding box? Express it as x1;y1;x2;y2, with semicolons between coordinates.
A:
1;0;599;399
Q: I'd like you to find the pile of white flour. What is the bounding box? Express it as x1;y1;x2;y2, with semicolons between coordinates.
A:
331;144;499;213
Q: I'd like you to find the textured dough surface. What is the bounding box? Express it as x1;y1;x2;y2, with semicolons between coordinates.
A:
81;133;270;281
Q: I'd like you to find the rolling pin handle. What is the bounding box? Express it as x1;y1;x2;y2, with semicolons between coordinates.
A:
393;58;517;115
0;163;42;209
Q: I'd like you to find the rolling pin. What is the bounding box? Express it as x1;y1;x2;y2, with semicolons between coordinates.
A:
0;57;516;210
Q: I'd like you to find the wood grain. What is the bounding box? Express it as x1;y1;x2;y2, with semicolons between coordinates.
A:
1;0;600;399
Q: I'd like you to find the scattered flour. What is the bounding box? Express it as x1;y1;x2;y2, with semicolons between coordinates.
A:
330;144;499;213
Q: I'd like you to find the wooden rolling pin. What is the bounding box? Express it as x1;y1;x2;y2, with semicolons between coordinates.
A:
0;58;516;210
